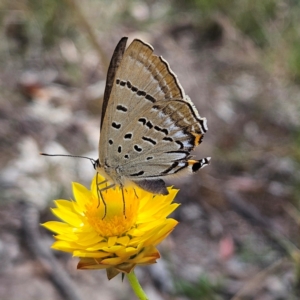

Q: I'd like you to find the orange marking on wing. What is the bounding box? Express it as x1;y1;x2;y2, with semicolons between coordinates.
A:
191;133;202;146
188;160;198;165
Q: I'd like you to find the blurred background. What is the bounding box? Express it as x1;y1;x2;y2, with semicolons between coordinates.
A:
1;0;300;299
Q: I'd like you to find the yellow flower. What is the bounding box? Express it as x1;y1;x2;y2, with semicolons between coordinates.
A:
43;174;179;279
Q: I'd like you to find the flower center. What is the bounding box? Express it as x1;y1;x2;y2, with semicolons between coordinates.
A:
84;187;139;237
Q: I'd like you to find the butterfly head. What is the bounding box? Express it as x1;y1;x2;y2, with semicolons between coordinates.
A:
93;159;101;170
93;159;119;186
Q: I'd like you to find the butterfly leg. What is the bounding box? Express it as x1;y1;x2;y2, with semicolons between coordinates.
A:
98;180;115;220
133;188;139;199
96;173;108;207
96;173;115;219
120;187;138;218
99;184;115;219
95;174;127;219
121;186;126;218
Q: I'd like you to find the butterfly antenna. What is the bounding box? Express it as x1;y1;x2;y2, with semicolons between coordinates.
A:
40;152;97;168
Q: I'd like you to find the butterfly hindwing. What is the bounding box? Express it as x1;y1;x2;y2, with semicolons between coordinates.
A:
116;99;206;176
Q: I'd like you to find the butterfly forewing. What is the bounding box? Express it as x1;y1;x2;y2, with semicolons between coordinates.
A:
100;39;183;164
101;37;128;129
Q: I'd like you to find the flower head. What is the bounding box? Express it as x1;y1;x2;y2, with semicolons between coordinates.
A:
43;174;179;279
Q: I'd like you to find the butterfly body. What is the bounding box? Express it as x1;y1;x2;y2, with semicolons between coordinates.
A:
97;37;210;194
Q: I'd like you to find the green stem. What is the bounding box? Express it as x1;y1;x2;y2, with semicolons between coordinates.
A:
126;271;149;300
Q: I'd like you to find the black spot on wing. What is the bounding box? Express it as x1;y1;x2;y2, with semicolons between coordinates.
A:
112;122;121;129
116;79;156;103
192;161;201;172
175;140;184;149
116;105;128;112
146;121;153;129
142;136;157;145
109;139;113;145
134;145;142;152
145;94;155;103
118;146;122;153
137;90;146;97
126;81;132;88
191;158;210;172
163;137;173;142
124;133;132;139
130;170;144;177
154;125;168;135
138;118;147;125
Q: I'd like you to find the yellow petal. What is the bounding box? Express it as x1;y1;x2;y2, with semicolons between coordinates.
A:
102;245;124;253
117;236;130;246
115;246;138;257
42;221;73;234
55;199;74;211
146;219;178;245
73;182;94;208
74;232;104;246
86;242;108;251
51;208;83;227
52;240;79;252
101;257;124;265
108;236;117;247
73;250;111;258
55;233;79;242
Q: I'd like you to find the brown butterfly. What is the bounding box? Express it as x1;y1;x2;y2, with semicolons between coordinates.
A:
95;37;210;195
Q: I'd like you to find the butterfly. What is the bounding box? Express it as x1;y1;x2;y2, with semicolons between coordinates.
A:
95;37;210;195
